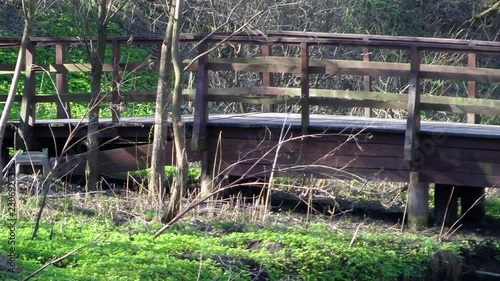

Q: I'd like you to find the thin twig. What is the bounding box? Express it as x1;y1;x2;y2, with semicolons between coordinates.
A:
23;236;101;281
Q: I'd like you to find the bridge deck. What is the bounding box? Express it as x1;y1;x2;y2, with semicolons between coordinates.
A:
24;113;500;138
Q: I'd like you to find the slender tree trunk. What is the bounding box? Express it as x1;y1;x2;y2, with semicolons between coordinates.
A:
162;0;187;223
149;1;175;204
85;0;108;190
0;0;35;176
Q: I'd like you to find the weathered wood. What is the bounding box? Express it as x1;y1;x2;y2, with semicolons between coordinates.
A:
300;43;310;135
55;44;70;119
111;40;121;123
405;46;428;229
191;42;209;152
203;57;500;82
407;171;429;229
434;184;458;226
460;186;485;223
19;41;36;149
261;44;274;112
191;42;212;194
404;47;421;162
363;47;372;117
467;53;479;124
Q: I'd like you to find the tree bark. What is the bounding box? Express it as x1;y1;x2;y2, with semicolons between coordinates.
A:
85;0;108;191
149;0;175;204
162;0;187;223
0;0;35;176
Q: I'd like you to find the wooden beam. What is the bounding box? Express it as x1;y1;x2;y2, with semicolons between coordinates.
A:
261;44;274;112
191;42;209;152
111;40;121;123
363;47;372;117
204;57;500;82
405;46;428;229
300;42;309;135
19;41;36;149
55;44;70;119
467;53;480;124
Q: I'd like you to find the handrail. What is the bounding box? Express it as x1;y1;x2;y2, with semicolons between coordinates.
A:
1;31;499;53
0;31;499;155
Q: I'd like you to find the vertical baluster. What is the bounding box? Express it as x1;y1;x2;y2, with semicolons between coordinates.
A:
191;42;210;194
56;44;70;119
19;41;36;150
363;47;372;117
261;43;274;112
405;45;428;229
111;39;121;123
300;42;309;136
467;52;479;124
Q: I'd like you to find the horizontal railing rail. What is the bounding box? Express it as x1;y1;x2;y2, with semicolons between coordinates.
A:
0;31;499;156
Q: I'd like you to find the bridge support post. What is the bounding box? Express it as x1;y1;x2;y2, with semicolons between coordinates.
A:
19;41;36;150
434;184;458;226
191;42;212;195
261;44;275;113
407;172;429;229
55;44;71;119
434;184;485;225
460;186;485;223
404;46;429;229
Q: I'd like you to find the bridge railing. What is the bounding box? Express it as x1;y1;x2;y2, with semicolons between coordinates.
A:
187;32;500;156
0;32;499;155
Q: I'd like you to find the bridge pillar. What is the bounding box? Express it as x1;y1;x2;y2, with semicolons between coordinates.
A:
434;184;458;226
460;186;485;223
434;184;485;226
407;171;429;229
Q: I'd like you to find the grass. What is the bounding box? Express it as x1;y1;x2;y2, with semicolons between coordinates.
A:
1;177;500;281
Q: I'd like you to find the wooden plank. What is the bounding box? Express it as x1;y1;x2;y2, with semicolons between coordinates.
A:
213;137;404;158
207;161;409;181
55;44;71;119
467;53;479;124
191;42;209;152
200;87;500;115
19;41;37;149
404;47;421;162
363;47;372;117
300;42;310;135
111;40;121;123
261;44;274;112
404;46;427;229
205;57;500;82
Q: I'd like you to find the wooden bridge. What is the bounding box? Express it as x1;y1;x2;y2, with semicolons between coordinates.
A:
1;31;500;228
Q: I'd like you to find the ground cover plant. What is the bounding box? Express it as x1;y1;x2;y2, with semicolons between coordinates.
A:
1;176;500;280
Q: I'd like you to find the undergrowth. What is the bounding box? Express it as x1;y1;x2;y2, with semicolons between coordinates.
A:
1;180;500;281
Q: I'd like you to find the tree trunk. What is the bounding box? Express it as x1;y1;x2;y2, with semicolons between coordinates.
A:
0;0;35;176
149;0;175;204
162;0;187;223
85;0;108;191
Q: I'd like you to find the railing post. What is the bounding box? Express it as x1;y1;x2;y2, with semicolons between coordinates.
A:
55;44;71;119
404;45;428;229
467;52;479;124
191;42;210;193
261;43;274;112
19;41;36;150
300;42;309;136
363;47;372;117
111;39;121;123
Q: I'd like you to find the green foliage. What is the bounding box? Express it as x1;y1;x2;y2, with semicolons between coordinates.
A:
0;215;460;281
486;198;500;219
